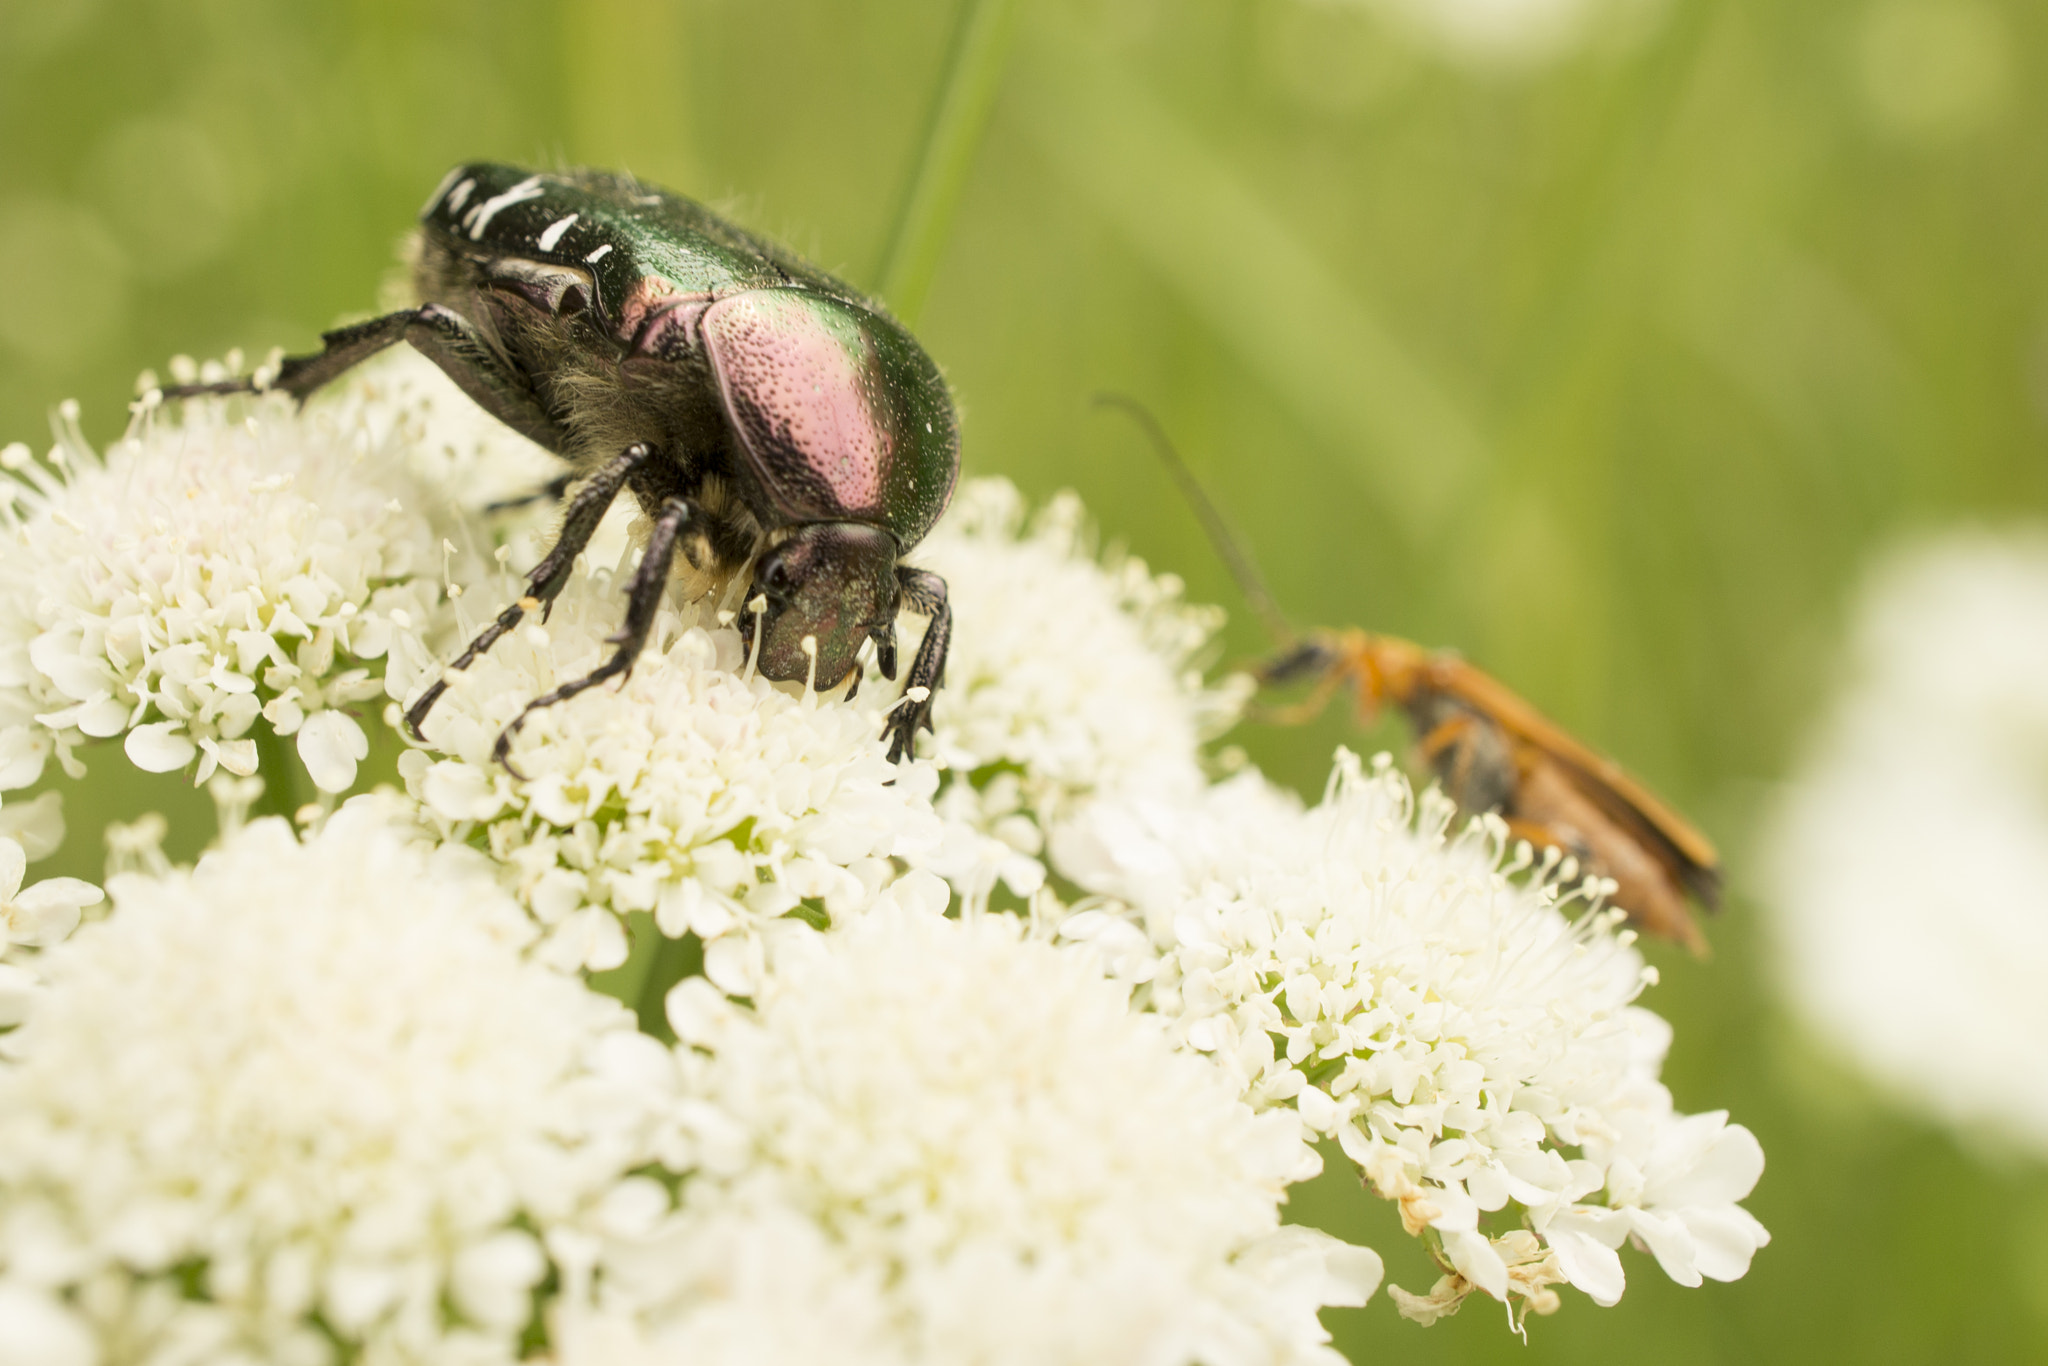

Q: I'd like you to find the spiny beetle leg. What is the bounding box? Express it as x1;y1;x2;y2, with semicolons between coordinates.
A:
397;305;567;453
158;306;568;456
405;444;652;739
483;473;574;515
490;495;698;776
885;567;950;763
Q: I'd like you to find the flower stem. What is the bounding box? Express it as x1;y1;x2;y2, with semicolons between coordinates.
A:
874;0;1024;326
633;930;704;1041
250;725;305;826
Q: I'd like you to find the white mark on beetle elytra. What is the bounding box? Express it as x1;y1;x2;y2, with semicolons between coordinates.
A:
537;213;580;252
468;175;546;241
584;243;613;264
422;166;467;216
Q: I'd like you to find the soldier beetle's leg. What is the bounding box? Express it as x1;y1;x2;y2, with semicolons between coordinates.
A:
1416;711;1477;762
490;494;698;775
1414;708;1518;816
404;443;654;740
1249;668;1346;726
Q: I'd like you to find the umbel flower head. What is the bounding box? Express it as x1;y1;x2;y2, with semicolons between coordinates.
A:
1054;750;1768;1321
398;548;945;978
0;335;1765;1349
0;366;447;796
0;820;102;1028
903;478;1248;912
1767;530;2048;1156
0;798;666;1366
561;907;1381;1365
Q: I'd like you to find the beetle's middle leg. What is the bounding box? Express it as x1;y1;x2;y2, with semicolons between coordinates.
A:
405;443;654;739
490;495;699;774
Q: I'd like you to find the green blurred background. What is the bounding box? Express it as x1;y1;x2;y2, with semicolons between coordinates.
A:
5;0;2045;1359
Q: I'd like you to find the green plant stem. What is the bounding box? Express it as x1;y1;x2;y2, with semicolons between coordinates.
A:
874;0;1024;326
633;931;704;1042
250;724;305;825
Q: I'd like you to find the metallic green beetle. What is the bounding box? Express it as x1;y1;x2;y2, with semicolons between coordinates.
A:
167;162;958;766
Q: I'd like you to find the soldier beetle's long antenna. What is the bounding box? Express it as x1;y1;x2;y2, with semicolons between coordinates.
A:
1092;393;1296;646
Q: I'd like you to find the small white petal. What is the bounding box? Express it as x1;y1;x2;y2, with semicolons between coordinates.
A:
0;791;64;861
297;711;368;793
123;722;195;773
450;1229;546;1331
0;960;40;1026
12;879;99;946
0;1283;96;1366
1545;1225;1626;1307
1682;1205;1773;1283
0;836;25;903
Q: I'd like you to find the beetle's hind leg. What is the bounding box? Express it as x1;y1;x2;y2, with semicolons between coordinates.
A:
884;568;950;763
489;495;698;775
405;443;654;739
484;473;574;514
158;305;568;455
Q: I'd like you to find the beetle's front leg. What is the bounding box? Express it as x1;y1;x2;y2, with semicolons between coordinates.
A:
160;305;568;455
491;495;699;775
885;567;950;763
405;443;654;739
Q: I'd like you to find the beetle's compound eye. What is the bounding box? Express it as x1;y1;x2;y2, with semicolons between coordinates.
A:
747;524;898;691
757;555;796;600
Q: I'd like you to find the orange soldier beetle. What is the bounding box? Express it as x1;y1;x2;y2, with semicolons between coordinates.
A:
1099;396;1721;953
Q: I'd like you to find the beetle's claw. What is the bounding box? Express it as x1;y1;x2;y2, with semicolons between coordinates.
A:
883;721;916;764
881;689;935;764
490;721;529;780
404;681;449;742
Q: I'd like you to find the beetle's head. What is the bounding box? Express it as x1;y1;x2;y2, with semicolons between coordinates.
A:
743;523;901;689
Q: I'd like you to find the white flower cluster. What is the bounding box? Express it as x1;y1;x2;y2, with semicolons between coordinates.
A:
397;558;945;978
563;908;1379;1365
1766;531;2048;1157
0;370;446;795
0;347;1762;1359
0;795;100;1028
905;478;1247;911
325;346;566;518
0;800;664;1366
1053;751;1768;1322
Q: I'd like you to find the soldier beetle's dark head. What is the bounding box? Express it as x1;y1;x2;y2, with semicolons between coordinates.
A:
744;522;900;690
1251;630;1433;728
1256;637;1339;687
